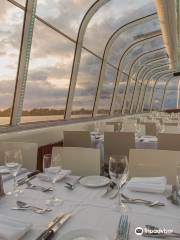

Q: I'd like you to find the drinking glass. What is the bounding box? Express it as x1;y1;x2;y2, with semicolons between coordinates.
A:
109;155;129;211
4;149;22;196
43;154;63;206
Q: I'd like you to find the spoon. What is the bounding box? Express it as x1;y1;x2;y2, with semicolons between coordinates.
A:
26;182;53;192
16;201;52;212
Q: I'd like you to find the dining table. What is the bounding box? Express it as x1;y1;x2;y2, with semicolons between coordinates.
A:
1;172;180;240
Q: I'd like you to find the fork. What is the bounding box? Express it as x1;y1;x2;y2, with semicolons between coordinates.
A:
121;193;165;207
115;215;130;240
26;182;53;192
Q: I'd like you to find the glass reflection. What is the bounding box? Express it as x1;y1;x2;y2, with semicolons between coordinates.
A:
0;1;24;125
71;49;101;118
21;19;75;123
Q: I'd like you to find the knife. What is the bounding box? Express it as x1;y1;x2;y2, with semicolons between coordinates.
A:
35;213;72;240
17;170;40;186
41;213;72;240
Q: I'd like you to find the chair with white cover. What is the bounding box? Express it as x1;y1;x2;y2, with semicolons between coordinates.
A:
63;131;92;148
129;149;180;184
52;147;100;176
0;142;38;171
104;132;135;162
144;122;157;136
158;133;180;150
100;124;114;132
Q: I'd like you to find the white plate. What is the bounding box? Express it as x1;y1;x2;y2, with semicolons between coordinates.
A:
79;176;110;188
58;229;109;240
0;166;10;174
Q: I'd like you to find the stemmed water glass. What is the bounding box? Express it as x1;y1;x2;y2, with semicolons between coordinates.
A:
43;154;63;206
109;155;129;211
4;149;23;196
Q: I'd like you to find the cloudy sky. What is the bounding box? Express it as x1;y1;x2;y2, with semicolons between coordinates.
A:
0;0;179;122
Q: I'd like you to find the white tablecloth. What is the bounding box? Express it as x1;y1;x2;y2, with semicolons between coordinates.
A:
1;175;180;239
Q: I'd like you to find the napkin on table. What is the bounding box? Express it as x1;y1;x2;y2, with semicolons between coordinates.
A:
0;215;31;240
126;176;167;193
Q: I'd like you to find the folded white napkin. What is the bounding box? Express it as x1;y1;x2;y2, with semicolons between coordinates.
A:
38;169;71;182
0;215;31;240
45;166;61;174
127;176;167;193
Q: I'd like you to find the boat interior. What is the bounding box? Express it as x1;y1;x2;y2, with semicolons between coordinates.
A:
1;0;180;239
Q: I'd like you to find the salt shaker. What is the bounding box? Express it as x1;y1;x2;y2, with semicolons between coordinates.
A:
0;174;5;197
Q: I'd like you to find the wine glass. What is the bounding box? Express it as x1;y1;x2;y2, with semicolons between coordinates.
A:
43;154;63;206
4;149;22;196
109;155;129;211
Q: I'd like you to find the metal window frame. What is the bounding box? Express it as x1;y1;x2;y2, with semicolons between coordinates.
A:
141;68;171;111
110;43;164;116
10;0;37;126
136;62;170;113
125;55;167;112
64;0;111;119
92;12;157;116
150;72;173;111
129;56;168;113
121;46;164;114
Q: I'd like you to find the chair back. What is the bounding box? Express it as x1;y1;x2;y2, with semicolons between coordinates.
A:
158;133;180;151
63;131;92;148
0;142;38;171
52;147;100;176
104;132;135;161
129;149;179;184
144;122;157;136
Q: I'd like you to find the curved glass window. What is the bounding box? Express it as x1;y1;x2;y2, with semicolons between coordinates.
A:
84;0;156;57
71;49;101;118
0;1;24;125
122;36;163;74
124;79;135;113
97;65;117;115
21;19;75;123
151;78;168;110
36;0;96;40
107;18;160;67
164;91;178;110
163;77;180;110
114;73;128;114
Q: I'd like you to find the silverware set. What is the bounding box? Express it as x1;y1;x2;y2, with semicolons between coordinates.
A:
121;193;165;207
64;176;82;190
25;182;53;192
12;200;52;214
101;181;117;198
115;215;130;240
35;213;72;240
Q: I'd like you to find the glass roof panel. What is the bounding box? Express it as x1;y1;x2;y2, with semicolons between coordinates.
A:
107;18;160;67
84;0;156;57
164;90;178;110
122;36;163;74
71;49;101;118
0;0;24;125
152;80;167;110
166;77;180;91
36;0;96;40
21;19;75;123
